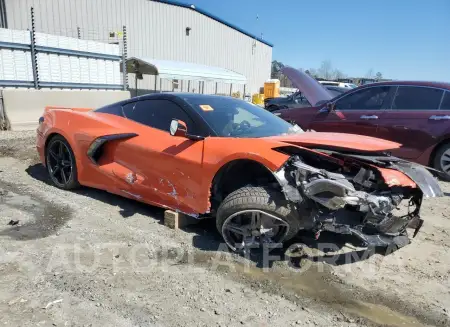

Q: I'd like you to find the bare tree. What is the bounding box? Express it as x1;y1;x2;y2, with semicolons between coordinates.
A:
308;68;318;79
332;69;345;80
375;72;383;80
271;60;349;83
366;69;374;79
280;74;292;87
318;60;333;80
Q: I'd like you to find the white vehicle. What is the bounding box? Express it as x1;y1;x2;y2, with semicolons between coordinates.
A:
318;80;358;89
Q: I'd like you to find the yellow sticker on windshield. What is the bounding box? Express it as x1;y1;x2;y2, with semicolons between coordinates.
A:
199;105;214;111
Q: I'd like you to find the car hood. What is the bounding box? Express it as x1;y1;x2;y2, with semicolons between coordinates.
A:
265;132;401;152
281;67;333;106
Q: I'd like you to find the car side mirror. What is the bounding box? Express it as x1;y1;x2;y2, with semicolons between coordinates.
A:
170;119;187;137
326;102;336;112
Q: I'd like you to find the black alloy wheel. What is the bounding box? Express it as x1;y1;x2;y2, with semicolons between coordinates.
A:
46;136;79;189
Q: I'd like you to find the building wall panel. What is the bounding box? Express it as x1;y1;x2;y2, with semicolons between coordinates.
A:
5;0;272;94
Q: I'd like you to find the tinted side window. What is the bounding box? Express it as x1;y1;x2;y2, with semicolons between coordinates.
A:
392;86;443;110
439;91;450;110
122;100;194;132
94;103;124;116
335;86;392;110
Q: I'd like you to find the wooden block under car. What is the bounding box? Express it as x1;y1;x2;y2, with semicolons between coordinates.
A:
164;210;199;229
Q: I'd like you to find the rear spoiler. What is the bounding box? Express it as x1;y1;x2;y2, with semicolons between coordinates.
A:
44;106;93;113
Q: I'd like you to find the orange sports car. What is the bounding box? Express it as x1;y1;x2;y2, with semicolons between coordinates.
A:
36;93;443;252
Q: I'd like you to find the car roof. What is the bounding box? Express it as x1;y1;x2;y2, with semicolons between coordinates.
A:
138;92;231;100
95;93;239;112
358;80;450;90
319;81;339;85
325;86;348;91
99;92;227;107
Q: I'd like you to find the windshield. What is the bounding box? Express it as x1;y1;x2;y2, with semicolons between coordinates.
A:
184;96;303;137
327;88;346;97
325;86;348;98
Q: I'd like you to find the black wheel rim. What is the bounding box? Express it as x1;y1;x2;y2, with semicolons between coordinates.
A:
221;210;289;252
47;140;73;187
440;149;450;174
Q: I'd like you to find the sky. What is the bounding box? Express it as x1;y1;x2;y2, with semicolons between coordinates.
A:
188;0;450;81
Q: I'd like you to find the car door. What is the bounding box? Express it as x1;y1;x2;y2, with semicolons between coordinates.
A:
309;85;394;137
376;86;446;159
276;105;320;130
276;88;347;129
113;99;204;214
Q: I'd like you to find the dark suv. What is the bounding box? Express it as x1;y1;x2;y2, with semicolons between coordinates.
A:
276;67;450;178
264;86;348;112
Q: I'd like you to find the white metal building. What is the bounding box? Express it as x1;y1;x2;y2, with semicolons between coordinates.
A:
2;0;273;95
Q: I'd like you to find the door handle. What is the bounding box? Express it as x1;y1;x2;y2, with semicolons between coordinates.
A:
429;115;450;120
360;115;378;120
274;112;281;116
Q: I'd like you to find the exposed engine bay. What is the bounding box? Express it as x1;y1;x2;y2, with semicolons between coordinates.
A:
274;147;443;249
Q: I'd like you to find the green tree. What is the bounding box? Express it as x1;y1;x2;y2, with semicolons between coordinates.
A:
271;60;285;79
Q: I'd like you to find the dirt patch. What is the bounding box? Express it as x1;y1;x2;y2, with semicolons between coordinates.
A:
0;131;40;163
0;146;39;163
0;180;72;240
0;131;449;327
147;246;444;326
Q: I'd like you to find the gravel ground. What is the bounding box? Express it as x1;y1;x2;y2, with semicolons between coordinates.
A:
0;130;449;327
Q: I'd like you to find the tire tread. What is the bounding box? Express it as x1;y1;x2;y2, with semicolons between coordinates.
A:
216;186;301;241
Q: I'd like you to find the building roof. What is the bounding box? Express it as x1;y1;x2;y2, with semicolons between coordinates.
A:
152;0;273;47
125;57;247;84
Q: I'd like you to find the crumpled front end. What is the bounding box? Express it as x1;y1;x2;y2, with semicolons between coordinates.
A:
273;148;443;249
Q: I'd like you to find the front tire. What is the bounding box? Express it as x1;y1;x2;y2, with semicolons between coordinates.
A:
433;142;450;181
46;135;79;189
216;186;301;252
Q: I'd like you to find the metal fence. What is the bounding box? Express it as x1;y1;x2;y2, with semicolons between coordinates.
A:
0;0;7;29
0;7;128;90
3;0;272;96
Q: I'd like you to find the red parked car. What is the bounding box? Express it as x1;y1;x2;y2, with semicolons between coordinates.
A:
275;67;450;179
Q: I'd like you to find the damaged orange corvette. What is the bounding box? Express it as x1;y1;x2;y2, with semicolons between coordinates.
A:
37;90;443;252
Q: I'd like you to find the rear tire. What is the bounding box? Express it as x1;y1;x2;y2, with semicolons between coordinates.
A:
433;142;450;181
46;135;80;189
216;186;301;252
